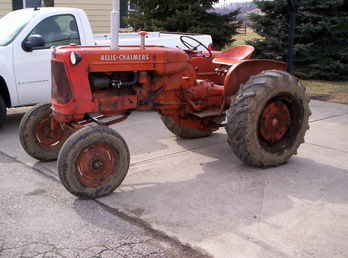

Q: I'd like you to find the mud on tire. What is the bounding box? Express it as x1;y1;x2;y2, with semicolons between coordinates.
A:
225;70;311;168
58;125;130;199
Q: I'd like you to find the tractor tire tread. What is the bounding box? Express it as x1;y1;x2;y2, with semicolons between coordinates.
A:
226;70;311;168
19;104;62;161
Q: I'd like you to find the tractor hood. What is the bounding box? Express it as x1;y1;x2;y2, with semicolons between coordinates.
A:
54;45;190;75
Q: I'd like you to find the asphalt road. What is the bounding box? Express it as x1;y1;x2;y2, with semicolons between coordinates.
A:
1;100;348;258
0;151;209;258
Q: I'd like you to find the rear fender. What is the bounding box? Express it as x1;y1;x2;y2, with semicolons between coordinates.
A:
224;59;287;99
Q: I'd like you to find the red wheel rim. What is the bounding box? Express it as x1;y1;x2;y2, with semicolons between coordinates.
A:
76;143;117;187
259;100;291;144
35;116;65;147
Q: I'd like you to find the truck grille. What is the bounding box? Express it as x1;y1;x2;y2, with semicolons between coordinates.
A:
51;60;72;104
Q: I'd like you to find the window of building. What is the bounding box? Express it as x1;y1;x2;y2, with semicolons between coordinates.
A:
13;0;54;10
25;0;42;8
128;0;138;12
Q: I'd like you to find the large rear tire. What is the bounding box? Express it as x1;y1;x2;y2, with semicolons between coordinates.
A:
161;115;213;139
226;70;311;168
58;125;130;199
19;104;68;161
0;95;7;128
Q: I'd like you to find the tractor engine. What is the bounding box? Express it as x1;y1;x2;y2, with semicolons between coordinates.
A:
89;71;138;91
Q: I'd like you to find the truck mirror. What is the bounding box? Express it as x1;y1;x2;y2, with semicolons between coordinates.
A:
22;34;46;52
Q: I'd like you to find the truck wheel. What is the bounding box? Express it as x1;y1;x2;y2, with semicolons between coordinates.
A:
19;104;68;161
0;95;7;127
226;70;311;168
161;115;212;139
58;125;130;199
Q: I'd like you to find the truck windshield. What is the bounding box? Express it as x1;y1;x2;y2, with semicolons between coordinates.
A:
0;11;34;46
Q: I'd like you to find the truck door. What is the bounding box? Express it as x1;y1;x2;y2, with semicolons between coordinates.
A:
13;14;80;105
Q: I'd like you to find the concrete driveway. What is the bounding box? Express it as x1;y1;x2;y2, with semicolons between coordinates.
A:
1;100;348;258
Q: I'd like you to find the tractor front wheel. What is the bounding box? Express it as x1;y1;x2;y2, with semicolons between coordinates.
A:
58;125;130;199
19;104;69;161
161;115;213;139
226;70;311;168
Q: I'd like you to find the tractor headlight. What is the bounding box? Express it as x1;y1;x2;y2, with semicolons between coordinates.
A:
70;51;82;65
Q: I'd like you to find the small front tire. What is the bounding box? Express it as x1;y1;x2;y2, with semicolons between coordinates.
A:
58;125;130;199
19;104;68;161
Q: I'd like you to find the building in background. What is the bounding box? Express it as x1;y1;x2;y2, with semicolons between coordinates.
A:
0;0;129;33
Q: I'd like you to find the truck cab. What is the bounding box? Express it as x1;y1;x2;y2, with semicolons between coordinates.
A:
0;8;94;113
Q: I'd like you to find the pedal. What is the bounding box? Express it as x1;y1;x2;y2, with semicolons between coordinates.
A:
190;110;222;118
87;113;127;126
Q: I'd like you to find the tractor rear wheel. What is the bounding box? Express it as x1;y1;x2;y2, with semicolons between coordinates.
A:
226;70;310;168
161;115;213;139
19;104;69;161
58;125;130;199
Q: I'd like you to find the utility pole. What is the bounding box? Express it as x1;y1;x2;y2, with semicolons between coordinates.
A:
287;0;297;74
111;0;120;50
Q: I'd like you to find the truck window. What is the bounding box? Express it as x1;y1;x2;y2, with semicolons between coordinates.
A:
27;14;81;50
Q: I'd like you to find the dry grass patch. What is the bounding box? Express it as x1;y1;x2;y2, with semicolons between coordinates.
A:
302;80;348;105
226;28;263;49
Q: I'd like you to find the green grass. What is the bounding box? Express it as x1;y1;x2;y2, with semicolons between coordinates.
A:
227;28;348;104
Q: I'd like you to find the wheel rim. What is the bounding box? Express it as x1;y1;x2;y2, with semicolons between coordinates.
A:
259;100;291;144
76;143;117;187
35;116;65;147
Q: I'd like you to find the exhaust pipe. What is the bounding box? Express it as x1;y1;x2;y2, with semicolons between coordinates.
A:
111;0;120;50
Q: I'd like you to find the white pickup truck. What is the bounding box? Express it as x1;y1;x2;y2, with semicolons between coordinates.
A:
0;7;212;125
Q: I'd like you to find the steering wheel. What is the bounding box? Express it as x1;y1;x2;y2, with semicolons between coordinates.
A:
180;35;212;59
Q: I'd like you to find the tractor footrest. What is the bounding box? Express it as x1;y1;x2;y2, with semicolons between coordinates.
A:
190;110;222;118
87;113;128;126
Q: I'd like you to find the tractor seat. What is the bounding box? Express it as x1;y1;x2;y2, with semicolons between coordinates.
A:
213;45;255;66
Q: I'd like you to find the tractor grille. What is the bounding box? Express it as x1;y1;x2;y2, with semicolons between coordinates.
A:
51;60;72;104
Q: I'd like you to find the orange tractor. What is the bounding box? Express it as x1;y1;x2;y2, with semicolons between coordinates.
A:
19;2;310;199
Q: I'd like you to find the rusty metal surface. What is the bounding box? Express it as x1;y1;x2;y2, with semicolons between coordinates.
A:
76;143;118;188
223;59;287;98
34;115;65;147
259;100;291;144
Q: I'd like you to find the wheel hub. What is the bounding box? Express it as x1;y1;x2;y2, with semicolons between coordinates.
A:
92;159;104;170
259;100;291;144
76;143;117;187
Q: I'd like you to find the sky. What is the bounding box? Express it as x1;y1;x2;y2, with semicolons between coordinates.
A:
215;0;253;7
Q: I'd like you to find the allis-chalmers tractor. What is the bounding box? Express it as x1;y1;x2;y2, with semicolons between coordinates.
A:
19;2;310;199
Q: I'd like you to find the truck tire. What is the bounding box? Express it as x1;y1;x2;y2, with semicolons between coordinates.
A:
19;104;68;161
226;70;310;168
161;115;212;139
0;95;7;127
58;125;130;199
